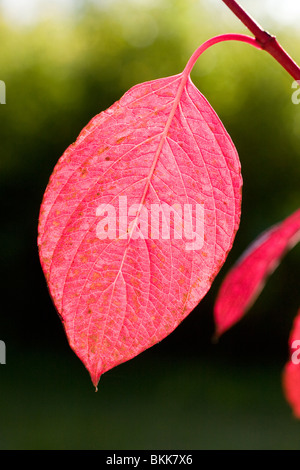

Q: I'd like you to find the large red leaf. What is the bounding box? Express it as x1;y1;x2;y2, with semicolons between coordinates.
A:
283;309;300;418
38;58;242;388
214;208;300;338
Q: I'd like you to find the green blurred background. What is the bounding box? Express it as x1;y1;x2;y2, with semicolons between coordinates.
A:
0;0;299;450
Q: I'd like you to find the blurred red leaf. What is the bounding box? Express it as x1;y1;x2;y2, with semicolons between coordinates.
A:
38;68;242;388
214;208;300;338
283;309;300;418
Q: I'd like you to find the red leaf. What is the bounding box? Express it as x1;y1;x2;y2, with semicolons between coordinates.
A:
214;208;300;338
38;60;242;388
283;309;300;418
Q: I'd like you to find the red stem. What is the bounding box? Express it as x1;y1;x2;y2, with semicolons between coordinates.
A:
183;33;261;77
221;0;300;80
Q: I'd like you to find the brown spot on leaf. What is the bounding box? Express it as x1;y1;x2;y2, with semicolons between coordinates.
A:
97;146;109;155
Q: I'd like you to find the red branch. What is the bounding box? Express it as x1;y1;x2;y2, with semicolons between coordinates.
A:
222;0;300;80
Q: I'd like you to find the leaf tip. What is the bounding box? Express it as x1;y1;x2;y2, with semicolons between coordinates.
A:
91;374;101;392
212;322;227;343
211;331;220;344
88;356;103;391
90;370;101;391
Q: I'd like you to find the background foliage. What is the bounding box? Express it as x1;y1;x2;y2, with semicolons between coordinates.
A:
0;0;299;449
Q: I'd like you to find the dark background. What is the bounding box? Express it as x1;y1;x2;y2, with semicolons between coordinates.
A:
0;0;299;449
